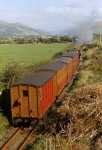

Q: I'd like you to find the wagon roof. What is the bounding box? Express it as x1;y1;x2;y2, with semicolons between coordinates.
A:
55;57;72;64
14;70;55;87
38;61;65;71
61;51;79;57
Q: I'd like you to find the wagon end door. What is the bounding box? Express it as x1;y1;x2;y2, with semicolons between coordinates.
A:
20;85;38;118
19;85;29;118
11;85;38;119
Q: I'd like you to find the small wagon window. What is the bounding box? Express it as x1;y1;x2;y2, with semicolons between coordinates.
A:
23;90;28;96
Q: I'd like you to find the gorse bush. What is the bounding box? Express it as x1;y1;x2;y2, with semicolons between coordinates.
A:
0;62;22;89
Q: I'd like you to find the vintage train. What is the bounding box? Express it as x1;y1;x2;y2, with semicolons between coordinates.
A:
10;50;80;125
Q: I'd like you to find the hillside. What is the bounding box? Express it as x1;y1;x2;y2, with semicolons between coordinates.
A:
0;21;48;37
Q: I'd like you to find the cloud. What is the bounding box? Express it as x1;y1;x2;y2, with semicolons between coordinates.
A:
0;0;102;35
46;3;102;26
46;6;71;15
46;6;92;24
64;0;102;8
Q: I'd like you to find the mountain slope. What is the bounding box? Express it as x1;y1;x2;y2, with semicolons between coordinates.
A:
0;21;47;37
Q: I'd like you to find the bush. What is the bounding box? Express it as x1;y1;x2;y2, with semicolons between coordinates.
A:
0;62;22;89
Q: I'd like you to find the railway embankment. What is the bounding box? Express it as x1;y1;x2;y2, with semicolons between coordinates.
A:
32;44;102;150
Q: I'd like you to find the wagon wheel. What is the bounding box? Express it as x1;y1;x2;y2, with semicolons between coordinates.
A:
90;132;102;150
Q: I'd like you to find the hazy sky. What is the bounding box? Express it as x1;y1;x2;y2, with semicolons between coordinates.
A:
0;0;102;32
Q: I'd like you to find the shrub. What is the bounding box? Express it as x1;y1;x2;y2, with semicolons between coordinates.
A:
0;62;22;89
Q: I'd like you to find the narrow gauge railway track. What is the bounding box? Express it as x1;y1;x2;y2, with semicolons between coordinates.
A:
0;127;19;147
0;127;36;150
18;129;36;150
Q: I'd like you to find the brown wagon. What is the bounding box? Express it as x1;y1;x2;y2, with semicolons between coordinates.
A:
38;61;68;94
11;70;56;124
61;51;80;75
55;57;73;83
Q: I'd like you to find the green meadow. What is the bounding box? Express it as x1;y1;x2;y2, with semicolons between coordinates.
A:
0;43;70;72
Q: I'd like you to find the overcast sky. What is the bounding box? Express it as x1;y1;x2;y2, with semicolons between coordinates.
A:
0;0;102;32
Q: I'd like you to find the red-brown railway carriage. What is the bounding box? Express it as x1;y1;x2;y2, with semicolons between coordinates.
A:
10;51;80;125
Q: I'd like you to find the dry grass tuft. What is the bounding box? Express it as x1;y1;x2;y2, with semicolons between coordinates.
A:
56;84;102;149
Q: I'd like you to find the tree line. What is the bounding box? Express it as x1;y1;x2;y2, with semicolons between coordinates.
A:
0;36;75;44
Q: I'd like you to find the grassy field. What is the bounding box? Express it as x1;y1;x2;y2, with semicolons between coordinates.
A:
0;43;70;72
